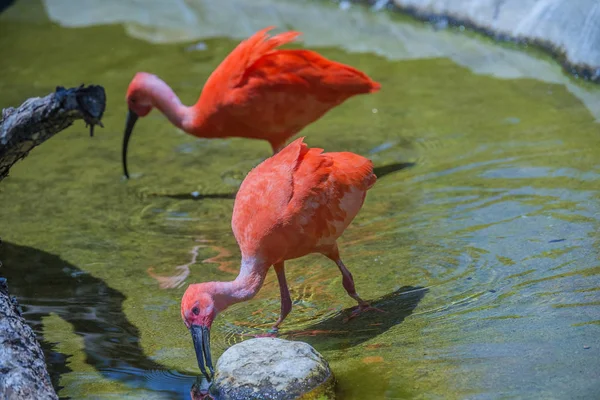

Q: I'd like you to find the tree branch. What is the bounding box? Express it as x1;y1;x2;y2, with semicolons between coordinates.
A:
0;277;58;399
0;84;106;181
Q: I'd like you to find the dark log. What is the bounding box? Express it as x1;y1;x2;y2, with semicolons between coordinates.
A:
0;85;105;398
0;277;58;400
0;84;106;181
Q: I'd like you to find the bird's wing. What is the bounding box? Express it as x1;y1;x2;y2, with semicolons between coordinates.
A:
224;48;380;132
231;137;307;254
200;27;300;103
232;137;375;258
241;49;381;96
287;142;376;241
200;29;379;140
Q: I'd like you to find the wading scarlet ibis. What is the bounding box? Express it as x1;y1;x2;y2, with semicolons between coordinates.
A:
180;137;377;380
122;26;380;178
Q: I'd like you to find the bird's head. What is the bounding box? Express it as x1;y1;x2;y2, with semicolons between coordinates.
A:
122;72;156;178
181;283;218;381
126;72;155;117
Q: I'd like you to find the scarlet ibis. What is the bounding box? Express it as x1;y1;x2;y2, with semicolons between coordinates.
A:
122;26;380;178
180;137;377;379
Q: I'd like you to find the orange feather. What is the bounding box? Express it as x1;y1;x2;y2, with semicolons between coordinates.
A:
195;28;380;151
233;136;376;262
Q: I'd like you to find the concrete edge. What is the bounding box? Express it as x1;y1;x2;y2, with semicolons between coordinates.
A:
346;0;600;84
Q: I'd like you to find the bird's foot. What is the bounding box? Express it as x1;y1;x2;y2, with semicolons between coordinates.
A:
343;303;386;323
256;327;280;338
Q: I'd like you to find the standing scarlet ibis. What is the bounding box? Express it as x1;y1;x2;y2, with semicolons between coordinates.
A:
180;137;378;380
122;26;380;178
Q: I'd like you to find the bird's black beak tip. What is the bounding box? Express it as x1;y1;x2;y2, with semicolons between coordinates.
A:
191;324;214;381
122;109;139;179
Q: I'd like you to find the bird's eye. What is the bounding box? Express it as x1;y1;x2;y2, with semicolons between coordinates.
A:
130;98;136;104
192;306;200;316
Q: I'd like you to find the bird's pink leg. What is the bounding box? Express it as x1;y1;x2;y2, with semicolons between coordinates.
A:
334;258;385;322
251;262;292;338
326;246;385;322
334;258;368;306
272;262;292;331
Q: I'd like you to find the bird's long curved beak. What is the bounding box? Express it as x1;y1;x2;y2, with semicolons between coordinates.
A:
191;324;214;381
122;109;139;179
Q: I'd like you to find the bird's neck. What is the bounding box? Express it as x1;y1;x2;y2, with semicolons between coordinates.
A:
212;256;267;311
146;76;192;131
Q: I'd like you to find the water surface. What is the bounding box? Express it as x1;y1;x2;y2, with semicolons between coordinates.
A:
1;0;599;399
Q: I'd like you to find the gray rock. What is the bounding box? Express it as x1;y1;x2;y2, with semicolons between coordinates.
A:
390;0;600;81
0;279;58;400
210;338;335;400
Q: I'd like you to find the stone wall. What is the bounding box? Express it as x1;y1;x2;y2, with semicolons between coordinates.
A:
383;0;600;82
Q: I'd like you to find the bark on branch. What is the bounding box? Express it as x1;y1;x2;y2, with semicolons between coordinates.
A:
0;84;106;181
0;278;58;400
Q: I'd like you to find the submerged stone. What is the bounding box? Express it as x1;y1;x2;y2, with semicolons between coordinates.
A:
210;338;335;400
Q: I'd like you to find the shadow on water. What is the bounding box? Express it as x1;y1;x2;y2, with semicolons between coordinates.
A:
282;286;427;352
150;161;415;202
0;241;196;399
0;0;15;14
0;241;422;398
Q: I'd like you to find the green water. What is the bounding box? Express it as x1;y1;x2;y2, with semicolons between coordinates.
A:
1;0;600;399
